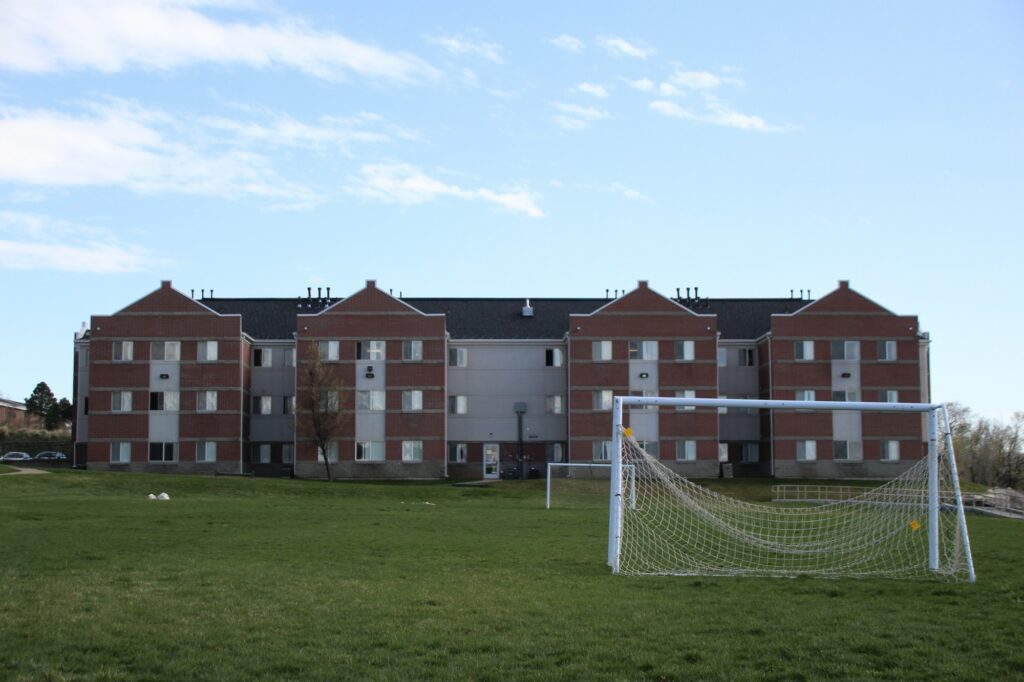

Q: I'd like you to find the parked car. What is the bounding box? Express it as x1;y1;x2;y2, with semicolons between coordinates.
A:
34;451;67;461
1;451;32;462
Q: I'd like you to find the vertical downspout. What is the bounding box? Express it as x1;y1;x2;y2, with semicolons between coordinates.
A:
238;335;244;475
443;330;449;479
768;335;775;478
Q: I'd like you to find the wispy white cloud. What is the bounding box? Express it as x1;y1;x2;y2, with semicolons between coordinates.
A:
597;36;654;59
0;0;439;82
606;183;648;201
574;82;609;98
552;102;610;131
668;68;744;90
650;96;785;132
346;163;543;218
199;111;401;155
550;34;584;53
0;99;325;205
0;210;161;273
426;34;503;63
624;77;655;92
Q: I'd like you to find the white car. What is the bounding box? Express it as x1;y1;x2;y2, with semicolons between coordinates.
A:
1;451;32;462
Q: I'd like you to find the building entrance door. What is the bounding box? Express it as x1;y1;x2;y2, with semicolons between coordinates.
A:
483;443;500;479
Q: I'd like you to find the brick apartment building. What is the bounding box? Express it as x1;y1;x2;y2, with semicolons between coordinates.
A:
72;279;930;479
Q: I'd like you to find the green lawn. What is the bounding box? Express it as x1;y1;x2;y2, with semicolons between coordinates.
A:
1;472;1021;681
0;463;17;474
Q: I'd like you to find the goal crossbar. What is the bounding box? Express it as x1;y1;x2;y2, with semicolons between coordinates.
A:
608;396;976;582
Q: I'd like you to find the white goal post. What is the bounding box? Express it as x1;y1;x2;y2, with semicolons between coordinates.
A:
608;396;976;582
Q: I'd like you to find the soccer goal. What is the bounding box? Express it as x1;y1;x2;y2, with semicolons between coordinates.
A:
607;397;976;582
546;463;635;510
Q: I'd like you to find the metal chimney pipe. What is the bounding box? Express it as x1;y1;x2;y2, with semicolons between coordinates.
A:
201;289;205;298
327;287;331;298
317;287;322;298
694;286;699;298
307;287;311;299
210;290;213;298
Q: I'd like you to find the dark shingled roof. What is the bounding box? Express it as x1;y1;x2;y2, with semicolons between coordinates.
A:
202;298;339;339
199;296;814;341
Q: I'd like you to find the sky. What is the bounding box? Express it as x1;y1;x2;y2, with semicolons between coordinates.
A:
0;0;1021;421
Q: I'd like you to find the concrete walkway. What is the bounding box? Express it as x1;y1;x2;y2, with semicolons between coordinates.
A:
0;466;50;475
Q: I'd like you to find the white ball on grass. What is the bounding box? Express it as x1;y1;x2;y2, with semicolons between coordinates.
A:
157;492;170;501
147;493;156;500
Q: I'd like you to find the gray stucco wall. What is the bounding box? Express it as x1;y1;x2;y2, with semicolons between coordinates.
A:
250;341;297;444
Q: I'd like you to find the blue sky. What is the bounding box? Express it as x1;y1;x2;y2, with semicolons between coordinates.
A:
1;1;1021;421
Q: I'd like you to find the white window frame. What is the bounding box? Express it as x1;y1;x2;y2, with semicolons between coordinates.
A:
880;389;899;403
357;390;385;412
717;348;727;367
110;441;131;464
592;340;612;362
741;443;759;463
832;340;860;361
282;444;294;464
676;440;697;461
879;340;898;362
549;442;565;463
318;442;339;463
112;340;133;362
256;444;271;463
355;441;385;462
794;389;816;402
151;341;180;361
402;390;423;412
881;440;901;461
675;390;696;411
718;395;728;414
402;440;423;463
628;340;658;360
197;390;217;412
403;340;423;361
319;340;340;362
545;395;564;414
148;442;177;463
112;391;132;412
150;391;179;412
676;340;696;362
254;347;273;368
796;440;817;461
358;340;386;361
833;440;863;462
320;391;339;413
593;390;613;411
718;443;729;462
448;395;468;415
284;348;295;367
545;348;564;367
794;340;814;361
739;348;755;367
593;440;612;462
448;347;468;367
283;395;295;415
832;390;860;402
254;396;272;415
198;340;218;362
196;441;217;463
449;443;468;463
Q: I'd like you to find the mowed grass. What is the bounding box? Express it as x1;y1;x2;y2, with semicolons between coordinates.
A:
0;463;18;474
1;472;1022;681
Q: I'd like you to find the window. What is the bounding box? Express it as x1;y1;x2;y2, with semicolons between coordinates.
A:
112;340;133;362
283;396;295;415
449;395;468;414
402;390;423;412
320;391;339;412
356;340;385;361
448;347;468;367
630;390;658;410
253;444;271;463
738;349;755;367
675;389;696;411
637;440;660;457
796;440;817;461
593;440;613;462
356;390;385;411
197;340;218;362
449;443;468;463
197;390;217;412
593;390;613;411
545;348;564;367
253;348;273;368
254;396;272;415
794;340;814;361
592;340;612;361
833;440;863;461
676;440;697;461
110;442;131;464
151;341;180;361
832;390;860;402
355;441;385;462
403;340;423;361
149;391;179;411
741;443;760;463
676;340;695;362
318;442;339;463
112;391;132;412
880;440;900;461
196;441;217;463
148;442;176;462
319;340;339;362
718;396;728;414
879;389;899;403
548;442;565;463
545;395;564;414
718;443;729;462
402;440;423;463
284;348;295;367
794;389;816;402
282;444;294;464
831;340;859;360
878;340;897;362
717;348;727;367
628;340;658;360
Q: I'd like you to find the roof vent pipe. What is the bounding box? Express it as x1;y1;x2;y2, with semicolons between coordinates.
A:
317;287;322;298
799;289;804;299
307;287;311;299
605;288;609;299
522;299;534;317
694;286;699;298
210;290;213;298
201;289;205;298
326;287;330;298
686;287;690;299
807;289;811;299
191;289;194;298
614;289;618;297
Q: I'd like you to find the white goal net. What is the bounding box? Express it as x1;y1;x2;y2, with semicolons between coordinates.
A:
609;398;976;582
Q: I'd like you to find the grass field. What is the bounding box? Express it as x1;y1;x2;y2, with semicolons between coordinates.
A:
1;471;1022;681
0;463;17;474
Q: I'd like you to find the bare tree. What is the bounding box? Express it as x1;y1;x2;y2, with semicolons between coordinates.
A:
298;341;349;481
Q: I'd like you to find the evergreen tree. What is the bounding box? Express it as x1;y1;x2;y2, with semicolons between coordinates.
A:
25;382;56;420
